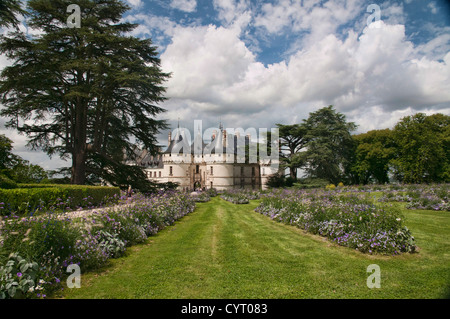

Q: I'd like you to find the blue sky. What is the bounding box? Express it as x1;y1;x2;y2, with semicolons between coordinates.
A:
127;0;450;65
1;0;450;170
120;0;450;133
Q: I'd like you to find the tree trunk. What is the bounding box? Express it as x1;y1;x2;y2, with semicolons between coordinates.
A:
71;148;86;184
71;95;88;185
290;167;297;179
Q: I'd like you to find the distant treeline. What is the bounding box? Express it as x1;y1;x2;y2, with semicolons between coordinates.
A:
271;106;449;187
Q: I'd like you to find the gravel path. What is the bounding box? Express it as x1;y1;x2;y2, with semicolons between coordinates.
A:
0;198;137;228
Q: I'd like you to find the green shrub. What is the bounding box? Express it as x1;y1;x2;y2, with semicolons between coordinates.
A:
97;230;126;258
206;188;218;197
294;178;329;189
0;187;65;215
0;175;17;189
0;185;120;216
0;253;39;299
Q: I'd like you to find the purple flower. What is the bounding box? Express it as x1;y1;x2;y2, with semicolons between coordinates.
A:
17;272;22;277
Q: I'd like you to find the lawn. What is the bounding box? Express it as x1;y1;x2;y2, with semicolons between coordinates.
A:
60;196;450;299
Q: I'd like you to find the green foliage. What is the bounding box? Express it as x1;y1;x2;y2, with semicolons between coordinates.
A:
266;173;286;188
0;134;21;171
0;185;120;215
256;188;416;255
191;191;211;202
0;0;26;28
206;188;218;197
277;123;308;179
293;177;329;189
0;0;169;187
351;129;395;184
0;191;196;298
0;253;39;299
391;113;450;183
9;160;48;184
0;134;48;185
0;174;17;189
97;230;126;259
303;106;357;184
220;189;260;204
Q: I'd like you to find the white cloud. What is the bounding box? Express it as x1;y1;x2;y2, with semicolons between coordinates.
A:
125;0;143;9
428;2;438;14
160;19;450;130
380;1;406;25
254;0;364;51
170;0;197;13
161;24;255;101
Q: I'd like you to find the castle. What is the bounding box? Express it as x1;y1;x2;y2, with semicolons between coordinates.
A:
133;124;279;191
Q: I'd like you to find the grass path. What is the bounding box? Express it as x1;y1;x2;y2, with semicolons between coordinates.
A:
62;197;450;299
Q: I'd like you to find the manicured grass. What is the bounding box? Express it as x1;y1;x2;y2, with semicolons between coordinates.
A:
60;197;450;299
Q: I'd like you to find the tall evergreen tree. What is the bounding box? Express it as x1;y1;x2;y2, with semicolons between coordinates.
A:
0;0;170;190
303;105;357;184
0;0;26;28
0;134;20;170
276;123;307;180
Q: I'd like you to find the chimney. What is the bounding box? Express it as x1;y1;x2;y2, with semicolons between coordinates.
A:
168;131;172;146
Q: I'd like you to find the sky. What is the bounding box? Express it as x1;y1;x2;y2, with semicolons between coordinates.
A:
0;0;450;172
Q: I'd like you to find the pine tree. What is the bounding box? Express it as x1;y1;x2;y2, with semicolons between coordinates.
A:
303;106;357;184
0;0;170;190
0;0;26;28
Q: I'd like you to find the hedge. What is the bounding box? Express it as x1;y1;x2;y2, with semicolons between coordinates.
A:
0;185;121;216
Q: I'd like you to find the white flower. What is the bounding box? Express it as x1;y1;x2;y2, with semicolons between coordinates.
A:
396;218;401;222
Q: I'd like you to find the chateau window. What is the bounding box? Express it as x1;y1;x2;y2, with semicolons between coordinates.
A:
210;181;213;189
196;165;199;174
159;171;161;178
252;167;255;177
210;166;213;175
241;166;244;175
169;166;173;176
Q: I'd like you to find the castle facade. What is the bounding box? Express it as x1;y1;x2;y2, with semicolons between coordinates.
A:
134;125;279;191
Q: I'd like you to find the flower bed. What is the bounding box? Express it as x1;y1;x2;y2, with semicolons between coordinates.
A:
0;191;195;299
255;189;417;255
378;184;449;211
220;189;261;204
190;191;211;202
